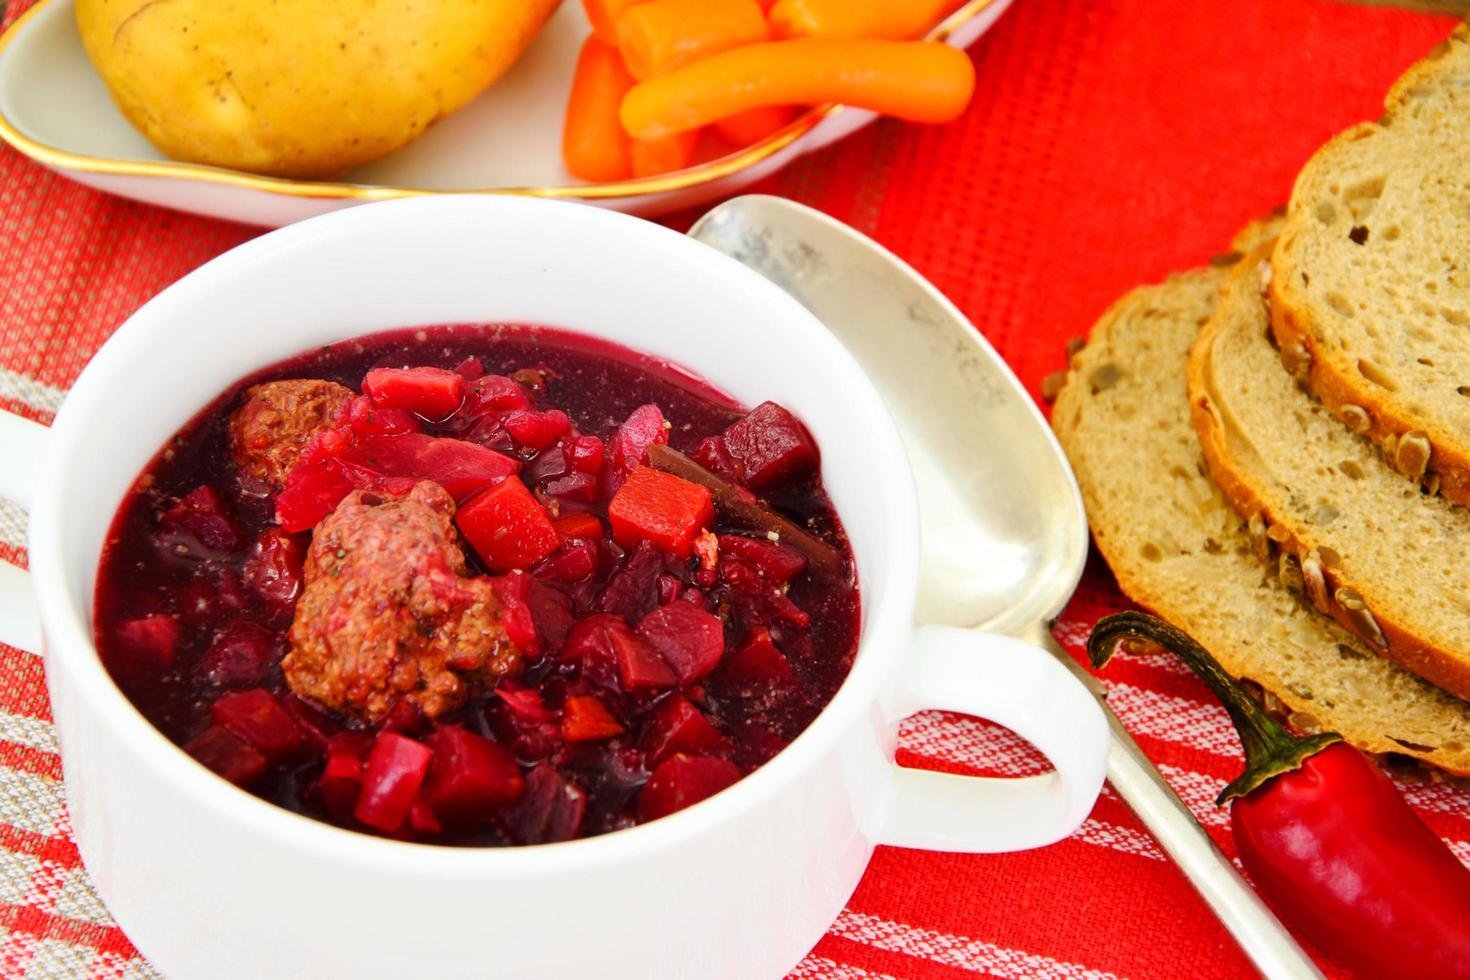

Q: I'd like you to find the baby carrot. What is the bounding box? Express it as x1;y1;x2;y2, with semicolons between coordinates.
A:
629;128;702;176
582;0;651;44
621;39;976;140
563;37;636;182
711;105;798;147
615;0;770;81
769;0;962;40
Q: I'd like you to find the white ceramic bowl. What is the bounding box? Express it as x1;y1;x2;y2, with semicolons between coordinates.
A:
0;196;1106;979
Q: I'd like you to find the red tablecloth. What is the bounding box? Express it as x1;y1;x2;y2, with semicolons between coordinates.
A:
1;1;1466;976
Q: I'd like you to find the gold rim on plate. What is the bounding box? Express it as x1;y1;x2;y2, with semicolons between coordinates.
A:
0;0;1001;203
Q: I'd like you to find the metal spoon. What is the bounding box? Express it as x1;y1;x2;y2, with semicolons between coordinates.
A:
689;195;1322;980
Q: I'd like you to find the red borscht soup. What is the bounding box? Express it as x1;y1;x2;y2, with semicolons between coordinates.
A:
93;325;860;845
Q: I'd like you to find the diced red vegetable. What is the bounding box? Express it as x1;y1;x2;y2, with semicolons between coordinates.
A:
608;466;714;558
458;478;561;572
636;602;725;682
363;366;466;419
718;534;806;583
408;797;443;835
542;470;602;503
378;697;429;735
422;725;525;826
721;628;799;686
185;726;268;788
562;695;626;742
526;579;575;651
273;460;361;532
721;401;818;489
552;511;603;539
338;433;520;502
211;688;303;763
465;375;532;414
159;485;241;557
240;528;306;620
113;614;181;674
597;541;664;622
454;357;485;380
488;573;541;655
644;695;729;766
354;733;432;833
344;395;420;438
496;685;555;724
608;404;668;487
568;435;606;475
503;409;572;452
198;621;276;689
505;763;587;844
319;735;369;822
609;623;678;690
532;539;599;584
637;754;740;821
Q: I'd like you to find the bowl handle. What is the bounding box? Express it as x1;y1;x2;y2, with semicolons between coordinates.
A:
0;410;47;654
879;625;1108;852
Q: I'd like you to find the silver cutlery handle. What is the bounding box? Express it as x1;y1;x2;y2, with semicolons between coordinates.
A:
1029;625;1324;980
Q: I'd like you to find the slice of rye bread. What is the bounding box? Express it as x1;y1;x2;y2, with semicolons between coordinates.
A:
1191;245;1470;700
1052;227;1470;775
1269;22;1470;505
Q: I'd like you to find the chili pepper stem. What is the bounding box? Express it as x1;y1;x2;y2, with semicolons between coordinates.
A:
1086;612;1342;804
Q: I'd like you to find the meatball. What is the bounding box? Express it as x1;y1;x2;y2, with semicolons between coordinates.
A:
229;379;353;489
282;482;521;724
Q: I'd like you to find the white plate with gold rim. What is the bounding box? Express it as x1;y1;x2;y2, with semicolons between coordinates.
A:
0;0;1014;227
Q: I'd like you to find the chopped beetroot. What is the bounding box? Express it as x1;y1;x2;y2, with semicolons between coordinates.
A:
505;763;587;844
240;528;306;621
378;697;429;735
636;602;725;683
657;573;683;606
644;695;729;766
608;467;714;559
355;733;432;833
282;694;339;758
319;736;368;823
458;478;561;572
608;404;668;488
523;444;569;485
496;685;555;724
609;625;678;690
568;435;605;475
503;409;571;452
408;797;443;835
532;539;598;585
487;573;540;655
172;570;247;625
690;435;740;482
363;367;466;419
274;460;360;532
596;541;664;623
112;614;181;675
344;395;420;438
467;374;532;413
337;433;519;503
542;470;601;503
198;621;277;689
526;579;575;651
159;485;241;558
212;688;303;763
422;725;525;827
721;401;818;489
637;754;740;822
454;357;485;380
718;535;806;584
721;628;800;687
185;726;268;788
562;695;625;742
551;511;602;539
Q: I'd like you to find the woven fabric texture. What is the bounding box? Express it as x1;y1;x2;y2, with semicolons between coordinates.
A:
0;0;1465;976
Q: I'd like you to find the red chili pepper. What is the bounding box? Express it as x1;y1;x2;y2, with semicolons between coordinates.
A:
1088;612;1470;979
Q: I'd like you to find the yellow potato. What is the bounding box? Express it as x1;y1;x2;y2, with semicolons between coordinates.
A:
76;0;561;178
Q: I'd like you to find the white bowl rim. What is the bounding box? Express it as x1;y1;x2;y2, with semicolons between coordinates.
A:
28;194;922;877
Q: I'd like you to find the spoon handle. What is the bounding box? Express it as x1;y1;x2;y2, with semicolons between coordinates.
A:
1027;623;1325;979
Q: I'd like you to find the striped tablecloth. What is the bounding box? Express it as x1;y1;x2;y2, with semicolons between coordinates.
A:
0;0;1466;976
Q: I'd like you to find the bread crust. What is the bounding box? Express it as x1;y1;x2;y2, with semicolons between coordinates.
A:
1268;22;1470;506
1190;247;1470;702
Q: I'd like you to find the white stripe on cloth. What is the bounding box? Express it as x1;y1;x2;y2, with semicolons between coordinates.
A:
0;712;57;754
830;911;1123;980
0;498;25;553
788;955;900;980
0;370;65;416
